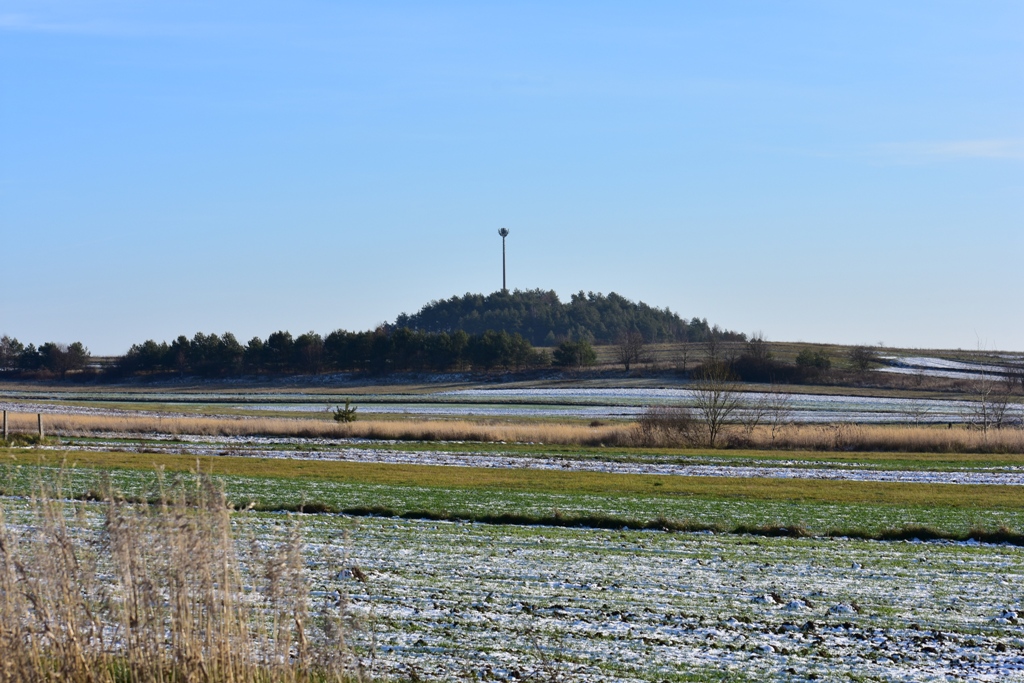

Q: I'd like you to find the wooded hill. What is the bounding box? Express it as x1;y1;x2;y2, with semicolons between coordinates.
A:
0;290;745;380
395;289;744;346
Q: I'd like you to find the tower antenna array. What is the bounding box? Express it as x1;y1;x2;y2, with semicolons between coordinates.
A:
498;228;510;292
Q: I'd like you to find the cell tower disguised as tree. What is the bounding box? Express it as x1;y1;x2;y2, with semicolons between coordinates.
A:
498;227;510;292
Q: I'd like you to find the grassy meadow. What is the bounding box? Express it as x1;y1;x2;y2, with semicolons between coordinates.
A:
5;449;1024;539
3;455;1024;681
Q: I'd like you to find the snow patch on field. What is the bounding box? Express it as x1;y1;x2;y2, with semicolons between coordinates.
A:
43;435;1024;486
8;498;1020;682
306;516;1024;681
878;355;1015;381
437;388;986;424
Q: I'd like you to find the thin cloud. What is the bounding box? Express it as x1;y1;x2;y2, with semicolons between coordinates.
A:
0;13;219;38
876;138;1024;162
0;13;125;35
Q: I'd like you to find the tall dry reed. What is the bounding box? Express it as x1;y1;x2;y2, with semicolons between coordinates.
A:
741;422;1024;453
4;410;1024;453
0;469;369;683
630;414;1024;453
2;411;628;446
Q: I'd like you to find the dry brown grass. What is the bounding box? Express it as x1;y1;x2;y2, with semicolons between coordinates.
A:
740;422;1024;453
2;411;630;446
0;470;369;683
4;410;1024;453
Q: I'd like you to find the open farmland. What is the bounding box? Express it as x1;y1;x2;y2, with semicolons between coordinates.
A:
2;364;1024;681
303;516;1024;682
20;433;1024;486
1;383;1020;424
2;489;1023;682
9;3;1024;679
2;452;1023;681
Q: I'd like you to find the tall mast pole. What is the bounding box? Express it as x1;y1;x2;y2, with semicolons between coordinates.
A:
498;228;510;293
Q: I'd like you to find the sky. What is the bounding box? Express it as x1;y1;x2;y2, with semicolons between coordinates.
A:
1;1;1022;355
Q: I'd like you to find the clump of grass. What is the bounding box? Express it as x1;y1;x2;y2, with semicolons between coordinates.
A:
0;469;370;683
0;433;51;448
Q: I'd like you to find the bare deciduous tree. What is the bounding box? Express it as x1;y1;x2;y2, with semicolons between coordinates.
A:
962;371;1015;436
744;332;772;363
689;365;744;447
900;398;933;425
675;338;691;375
703;331;722;365
847;345;880;373
765;389;794;447
616;331;646;372
738;385;794;445
738;393;770;439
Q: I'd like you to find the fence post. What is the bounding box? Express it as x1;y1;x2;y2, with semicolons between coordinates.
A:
2;411;6;440
38;414;44;439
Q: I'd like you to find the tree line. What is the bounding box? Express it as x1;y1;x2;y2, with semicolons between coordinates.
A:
395;289;745;346
113;328;548;377
0;336;91;379
0;327;841;382
0;288;748;381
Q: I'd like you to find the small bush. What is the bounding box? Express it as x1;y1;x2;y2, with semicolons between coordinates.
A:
848;345;880;372
332;399;358;423
795;348;832;371
633;405;700;447
552;340;596;369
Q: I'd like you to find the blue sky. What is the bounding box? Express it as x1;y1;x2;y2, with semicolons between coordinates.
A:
2;1;1022;354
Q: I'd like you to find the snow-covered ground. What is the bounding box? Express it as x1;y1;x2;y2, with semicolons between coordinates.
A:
5;499;1022;682
434;388;996;424
42;434;1024;485
3;380;1020;425
313;515;1024;681
879;355;1020;381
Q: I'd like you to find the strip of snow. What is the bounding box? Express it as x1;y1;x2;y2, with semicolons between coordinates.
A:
41;438;1024;486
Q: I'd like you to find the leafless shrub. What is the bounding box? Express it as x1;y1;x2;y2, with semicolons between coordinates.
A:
673;339;691;374
738;394;770;439
765;390;794;447
961;372;1016;437
633;405;700;447
819;423;854;451
899;399;933;425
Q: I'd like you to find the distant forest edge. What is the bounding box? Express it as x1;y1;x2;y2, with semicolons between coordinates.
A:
0;290;745;379
395;290;743;346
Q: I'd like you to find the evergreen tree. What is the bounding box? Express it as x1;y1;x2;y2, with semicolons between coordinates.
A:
396;289;742;345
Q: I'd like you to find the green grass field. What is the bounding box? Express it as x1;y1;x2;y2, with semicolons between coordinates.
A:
8;447;1024;508
45;432;1024;470
5;448;1024;541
